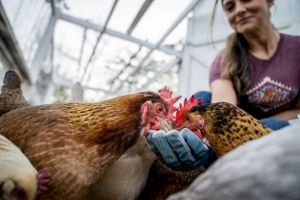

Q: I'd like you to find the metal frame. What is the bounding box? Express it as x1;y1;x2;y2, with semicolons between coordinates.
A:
31;0;60;83
56;0;202;96
109;0;202;94
126;0;153;35
0;1;31;82
80;0;119;82
1;0;202;101
59;13;180;57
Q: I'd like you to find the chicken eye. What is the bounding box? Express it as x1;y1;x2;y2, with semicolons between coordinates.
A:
157;106;164;113
186;116;192;122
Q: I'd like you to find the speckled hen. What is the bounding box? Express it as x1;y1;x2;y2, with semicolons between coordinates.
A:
175;99;272;156
168;123;300;200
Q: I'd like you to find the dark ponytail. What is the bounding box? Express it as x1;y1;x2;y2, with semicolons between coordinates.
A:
221;32;251;95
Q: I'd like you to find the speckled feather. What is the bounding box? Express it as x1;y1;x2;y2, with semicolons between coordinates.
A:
190;102;272;156
0;91;167;200
168;123;300;200
139;160;205;200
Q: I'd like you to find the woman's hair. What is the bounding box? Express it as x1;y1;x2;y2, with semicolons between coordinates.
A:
210;0;251;95
221;33;251;95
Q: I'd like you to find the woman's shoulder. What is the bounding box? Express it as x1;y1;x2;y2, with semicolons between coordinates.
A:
280;33;300;45
281;33;300;39
209;49;226;84
212;49;224;63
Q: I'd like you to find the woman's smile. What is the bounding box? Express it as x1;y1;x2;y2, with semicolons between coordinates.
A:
236;16;252;26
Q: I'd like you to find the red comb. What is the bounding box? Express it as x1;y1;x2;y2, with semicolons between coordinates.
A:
174;95;202;125
158;86;181;121
159;86;173;99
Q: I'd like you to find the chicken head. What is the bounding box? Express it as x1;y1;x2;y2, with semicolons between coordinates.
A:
174;95;205;140
141;101;171;134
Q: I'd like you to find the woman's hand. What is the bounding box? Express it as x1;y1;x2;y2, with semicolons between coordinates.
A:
146;128;216;171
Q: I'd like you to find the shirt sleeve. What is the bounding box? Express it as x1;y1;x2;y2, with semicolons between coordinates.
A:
209;53;223;85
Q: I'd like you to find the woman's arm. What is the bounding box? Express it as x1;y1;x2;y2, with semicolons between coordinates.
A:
271;109;300;120
271;95;300;120
210;79;238;105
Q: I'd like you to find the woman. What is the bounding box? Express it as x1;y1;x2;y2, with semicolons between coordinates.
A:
146;0;300;171
201;0;300;129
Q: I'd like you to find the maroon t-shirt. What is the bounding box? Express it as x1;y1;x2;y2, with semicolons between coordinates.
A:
209;34;300;118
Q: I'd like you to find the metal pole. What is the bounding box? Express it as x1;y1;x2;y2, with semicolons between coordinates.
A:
126;0;153;35
80;0;119;82
59;13;180;56
110;0;202;93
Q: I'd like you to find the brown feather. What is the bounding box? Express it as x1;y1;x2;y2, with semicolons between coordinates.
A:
139;160;205;200
0;91;167;200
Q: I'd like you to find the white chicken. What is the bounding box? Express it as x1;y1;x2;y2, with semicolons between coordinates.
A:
0;134;38;200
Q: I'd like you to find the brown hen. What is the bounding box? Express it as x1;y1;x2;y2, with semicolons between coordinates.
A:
0;91;170;200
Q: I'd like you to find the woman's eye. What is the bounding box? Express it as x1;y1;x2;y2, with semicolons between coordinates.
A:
224;3;235;12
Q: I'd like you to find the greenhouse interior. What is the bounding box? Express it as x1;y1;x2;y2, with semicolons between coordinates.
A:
0;0;298;103
0;0;300;199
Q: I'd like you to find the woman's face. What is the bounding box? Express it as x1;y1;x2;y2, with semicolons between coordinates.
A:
221;0;273;34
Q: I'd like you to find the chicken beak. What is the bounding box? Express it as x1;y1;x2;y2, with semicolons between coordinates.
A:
143;124;151;135
199;118;205;128
143;117;173;135
195;128;205;140
159;117;173;131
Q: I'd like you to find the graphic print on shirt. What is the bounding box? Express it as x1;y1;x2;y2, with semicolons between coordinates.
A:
246;77;298;112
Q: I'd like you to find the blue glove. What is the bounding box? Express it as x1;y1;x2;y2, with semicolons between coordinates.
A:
260;118;289;130
146;128;215;171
